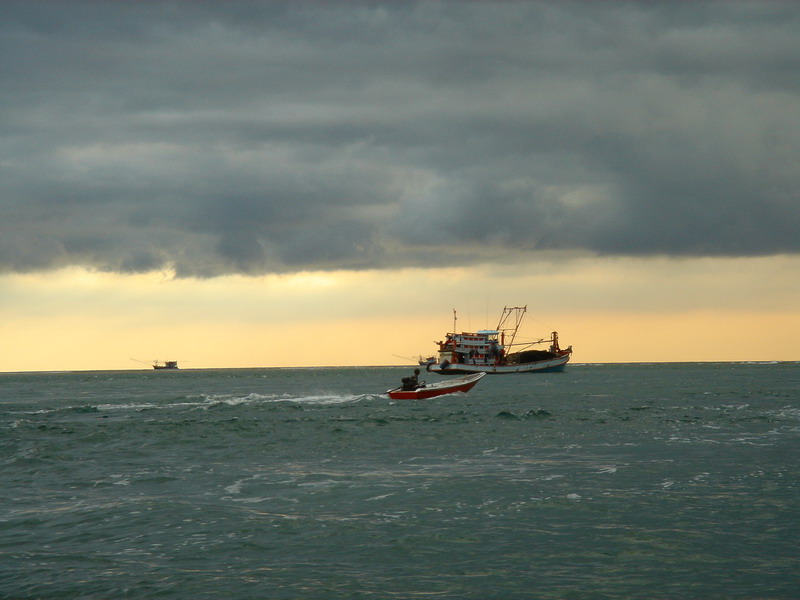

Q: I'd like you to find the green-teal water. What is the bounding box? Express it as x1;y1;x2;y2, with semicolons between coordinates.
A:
2;363;799;599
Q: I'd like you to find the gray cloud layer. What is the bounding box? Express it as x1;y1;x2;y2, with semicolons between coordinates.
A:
2;1;799;276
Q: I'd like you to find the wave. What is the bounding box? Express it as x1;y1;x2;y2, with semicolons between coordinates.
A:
199;392;373;408
7;392;376;418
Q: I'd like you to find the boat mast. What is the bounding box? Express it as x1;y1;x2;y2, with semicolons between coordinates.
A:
496;305;527;349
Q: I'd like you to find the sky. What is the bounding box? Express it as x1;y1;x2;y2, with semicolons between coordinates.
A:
1;0;799;371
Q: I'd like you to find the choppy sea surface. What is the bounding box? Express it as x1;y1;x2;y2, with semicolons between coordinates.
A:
2;363;799;599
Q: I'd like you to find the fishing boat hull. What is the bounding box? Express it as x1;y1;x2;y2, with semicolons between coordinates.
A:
426;352;570;375
386;372;486;400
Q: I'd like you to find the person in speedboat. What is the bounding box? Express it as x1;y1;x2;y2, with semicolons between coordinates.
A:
401;368;425;390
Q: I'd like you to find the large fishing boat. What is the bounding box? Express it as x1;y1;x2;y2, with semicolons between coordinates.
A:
425;306;572;374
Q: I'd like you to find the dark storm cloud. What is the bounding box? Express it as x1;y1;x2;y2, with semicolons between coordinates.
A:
2;1;799;276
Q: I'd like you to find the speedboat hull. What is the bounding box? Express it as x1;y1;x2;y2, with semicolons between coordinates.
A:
386;372;486;400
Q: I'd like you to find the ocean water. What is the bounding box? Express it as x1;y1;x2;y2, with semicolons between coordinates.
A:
2;363;798;599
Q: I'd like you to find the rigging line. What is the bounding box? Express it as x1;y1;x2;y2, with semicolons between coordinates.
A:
392;354;417;363
526;312;553;332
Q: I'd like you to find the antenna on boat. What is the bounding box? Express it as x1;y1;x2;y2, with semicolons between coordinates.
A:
453;308;457;334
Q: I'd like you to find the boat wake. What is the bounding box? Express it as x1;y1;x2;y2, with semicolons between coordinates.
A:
13;392;375;417
200;392;372;407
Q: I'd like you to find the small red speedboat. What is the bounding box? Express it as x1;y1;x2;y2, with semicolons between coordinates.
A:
386;372;486;400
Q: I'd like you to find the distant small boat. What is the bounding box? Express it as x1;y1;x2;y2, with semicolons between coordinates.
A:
131;357;180;370
418;355;436;368
152;360;179;370
386;372;486;400
425;306;572;374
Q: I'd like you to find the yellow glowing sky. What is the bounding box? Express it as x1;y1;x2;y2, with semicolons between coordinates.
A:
2;254;798;372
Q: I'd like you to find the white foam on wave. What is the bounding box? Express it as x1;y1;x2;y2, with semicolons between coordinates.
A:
297;479;340;489
55;392;369;414
228;496;269;504
741;360;781;365
366;493;395;502
773;407;800;420
200;392;369;408
110;474;131;486
37;390;373;415
287;394;364;405
224;479;244;495
97;402;160;411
